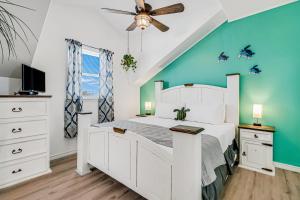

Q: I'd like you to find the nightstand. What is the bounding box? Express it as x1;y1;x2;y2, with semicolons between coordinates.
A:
238;124;275;176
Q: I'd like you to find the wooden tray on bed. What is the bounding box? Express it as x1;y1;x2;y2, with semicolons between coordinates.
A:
169;125;204;135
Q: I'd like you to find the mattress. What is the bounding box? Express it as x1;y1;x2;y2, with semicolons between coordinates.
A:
130;116;236;153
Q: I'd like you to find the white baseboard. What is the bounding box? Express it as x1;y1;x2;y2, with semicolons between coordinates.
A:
274;162;300;173
50;150;77;160
239;164;275;176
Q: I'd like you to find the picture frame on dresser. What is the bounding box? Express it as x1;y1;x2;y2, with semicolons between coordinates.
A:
0;95;52;189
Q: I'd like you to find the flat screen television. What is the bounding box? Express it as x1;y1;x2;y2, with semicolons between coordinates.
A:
22;64;45;93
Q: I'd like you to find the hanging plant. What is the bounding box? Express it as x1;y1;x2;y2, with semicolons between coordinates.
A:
121;31;138;72
121;54;137;72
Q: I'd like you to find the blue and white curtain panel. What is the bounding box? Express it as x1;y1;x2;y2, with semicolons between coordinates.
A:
64;39;83;138
98;49;114;123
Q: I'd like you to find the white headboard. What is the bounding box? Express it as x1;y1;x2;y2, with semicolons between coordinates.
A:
155;74;240;126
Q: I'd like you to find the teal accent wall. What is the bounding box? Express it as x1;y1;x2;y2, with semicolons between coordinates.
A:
140;2;300;167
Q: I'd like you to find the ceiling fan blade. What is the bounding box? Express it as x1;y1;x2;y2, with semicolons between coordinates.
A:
150;17;169;32
126;22;137;31
101;8;136;15
150;3;184;16
135;0;145;10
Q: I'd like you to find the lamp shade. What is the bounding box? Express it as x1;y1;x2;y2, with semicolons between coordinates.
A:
135;14;151;30
145;102;152;111
253;104;263;119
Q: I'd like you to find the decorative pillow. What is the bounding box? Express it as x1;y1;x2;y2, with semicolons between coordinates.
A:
173;107;190;121
155;102;182;119
185;103;225;124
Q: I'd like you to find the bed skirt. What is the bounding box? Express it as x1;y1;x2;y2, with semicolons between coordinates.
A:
202;139;239;200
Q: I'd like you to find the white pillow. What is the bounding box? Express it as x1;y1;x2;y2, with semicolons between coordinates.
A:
155;102;183;119
185;103;225;124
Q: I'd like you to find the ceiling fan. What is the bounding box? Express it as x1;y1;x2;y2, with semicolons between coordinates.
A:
102;0;184;32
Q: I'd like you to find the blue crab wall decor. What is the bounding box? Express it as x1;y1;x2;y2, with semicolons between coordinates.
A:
218;52;229;62
249;65;262;74
239;45;255;59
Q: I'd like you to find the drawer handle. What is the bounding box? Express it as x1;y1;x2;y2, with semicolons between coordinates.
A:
262;143;273;147
113;127;126;134
12;148;23;154
12;169;22;174
262;168;273;172
242;152;246;156
254;134;259;138
12;107;23;112
12;128;22;133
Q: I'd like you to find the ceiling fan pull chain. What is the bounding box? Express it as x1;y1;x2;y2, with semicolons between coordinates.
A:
140;30;143;52
127;31;130;54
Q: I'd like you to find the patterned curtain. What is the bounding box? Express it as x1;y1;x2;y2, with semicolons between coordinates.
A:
98;49;114;123
64;39;83;138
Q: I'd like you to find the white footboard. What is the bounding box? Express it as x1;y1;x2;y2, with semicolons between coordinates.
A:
77;113;202;200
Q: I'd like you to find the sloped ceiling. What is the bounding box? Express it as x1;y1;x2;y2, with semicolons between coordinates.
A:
59;0;225;85
3;0;292;81
58;0;296;86
219;0;296;21
0;0;50;78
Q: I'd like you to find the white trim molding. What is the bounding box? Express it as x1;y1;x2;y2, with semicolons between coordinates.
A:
50;150;77;160
274;162;300;173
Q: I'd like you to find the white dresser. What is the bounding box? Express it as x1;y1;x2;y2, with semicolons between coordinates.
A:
239;124;275;176
0;96;51;189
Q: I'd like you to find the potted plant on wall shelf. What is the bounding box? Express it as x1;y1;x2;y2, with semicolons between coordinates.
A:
121;31;137;72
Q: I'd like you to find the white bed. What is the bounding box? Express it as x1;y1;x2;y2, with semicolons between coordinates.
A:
76;74;240;200
130;116;235;153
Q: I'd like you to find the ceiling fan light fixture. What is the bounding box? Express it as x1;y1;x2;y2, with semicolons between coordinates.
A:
103;2;184;32
135;14;151;30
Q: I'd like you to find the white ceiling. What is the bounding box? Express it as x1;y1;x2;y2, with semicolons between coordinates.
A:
56;0;296;85
1;0;295;82
220;0;296;21
56;0;224;85
57;0;222;36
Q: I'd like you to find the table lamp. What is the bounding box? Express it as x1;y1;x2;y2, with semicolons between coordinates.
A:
253;104;263;126
145;102;152;115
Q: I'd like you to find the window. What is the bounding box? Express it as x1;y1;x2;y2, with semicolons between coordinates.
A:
81;49;100;98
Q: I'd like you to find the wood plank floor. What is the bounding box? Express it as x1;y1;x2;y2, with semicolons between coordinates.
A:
0;154;299;200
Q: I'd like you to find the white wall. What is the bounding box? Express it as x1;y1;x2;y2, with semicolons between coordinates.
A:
0;77;21;95
31;1;139;159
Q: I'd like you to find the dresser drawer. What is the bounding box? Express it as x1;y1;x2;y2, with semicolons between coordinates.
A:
0;120;47;141
0;101;48;119
240;129;273;143
0;156;47;185
0;139;47;162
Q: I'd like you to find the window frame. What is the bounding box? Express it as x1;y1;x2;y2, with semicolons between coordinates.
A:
81;48;100;100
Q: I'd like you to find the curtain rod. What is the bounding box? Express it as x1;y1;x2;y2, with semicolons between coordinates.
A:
65;38;114;54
